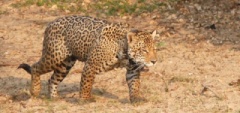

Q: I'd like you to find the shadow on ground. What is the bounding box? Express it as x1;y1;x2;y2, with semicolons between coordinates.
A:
0;76;124;103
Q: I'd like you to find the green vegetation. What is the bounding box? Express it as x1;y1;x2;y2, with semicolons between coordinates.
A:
157;42;166;47
11;0;170;16
169;76;195;83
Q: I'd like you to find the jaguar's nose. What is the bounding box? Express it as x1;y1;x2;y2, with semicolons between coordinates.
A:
151;60;157;64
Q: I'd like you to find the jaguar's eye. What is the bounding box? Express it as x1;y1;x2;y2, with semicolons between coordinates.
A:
143;50;148;53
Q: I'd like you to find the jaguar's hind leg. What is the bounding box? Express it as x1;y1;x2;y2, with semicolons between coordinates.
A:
30;58;54;97
48;56;76;99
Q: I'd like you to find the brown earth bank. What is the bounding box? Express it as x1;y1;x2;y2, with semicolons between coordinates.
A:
0;0;239;113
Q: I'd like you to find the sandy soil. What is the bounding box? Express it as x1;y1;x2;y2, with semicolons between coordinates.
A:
0;0;239;113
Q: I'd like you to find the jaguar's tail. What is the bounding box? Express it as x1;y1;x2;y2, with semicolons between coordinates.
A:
18;63;31;74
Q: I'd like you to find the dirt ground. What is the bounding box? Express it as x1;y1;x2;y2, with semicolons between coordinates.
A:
0;0;240;113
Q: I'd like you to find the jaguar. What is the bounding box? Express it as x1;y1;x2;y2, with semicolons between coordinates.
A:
18;15;157;103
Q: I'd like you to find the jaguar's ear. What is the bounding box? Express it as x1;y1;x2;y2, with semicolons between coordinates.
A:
127;29;138;43
127;32;134;43
152;30;157;40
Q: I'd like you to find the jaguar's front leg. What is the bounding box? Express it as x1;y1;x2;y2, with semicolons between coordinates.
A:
79;65;96;102
126;64;147;103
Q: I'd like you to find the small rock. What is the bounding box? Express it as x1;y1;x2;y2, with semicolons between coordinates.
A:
65;10;70;13
127;0;137;5
178;18;185;23
122;16;128;20
84;0;92;4
8;99;12;103
150;20;157;25
51;5;58;10
231;9;236;15
167;14;177;19
151;15;157;19
194;4;201;11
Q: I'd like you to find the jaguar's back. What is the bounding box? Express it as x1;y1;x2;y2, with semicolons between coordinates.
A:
43;16;109;61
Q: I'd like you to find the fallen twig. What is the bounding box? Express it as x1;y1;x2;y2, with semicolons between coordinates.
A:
229;79;240;86
201;84;222;99
162;77;169;92
159;71;169;92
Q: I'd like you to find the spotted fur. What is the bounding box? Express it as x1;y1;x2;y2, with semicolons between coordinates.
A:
18;15;157;103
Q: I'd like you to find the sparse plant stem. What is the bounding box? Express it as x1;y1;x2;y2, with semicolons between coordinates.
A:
201;84;222;100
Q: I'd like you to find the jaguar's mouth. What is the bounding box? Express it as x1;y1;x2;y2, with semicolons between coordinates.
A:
128;59;150;72
141;66;150;72
145;62;154;67
135;63;150;72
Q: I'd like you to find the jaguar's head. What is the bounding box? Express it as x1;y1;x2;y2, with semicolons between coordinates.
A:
127;30;157;69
